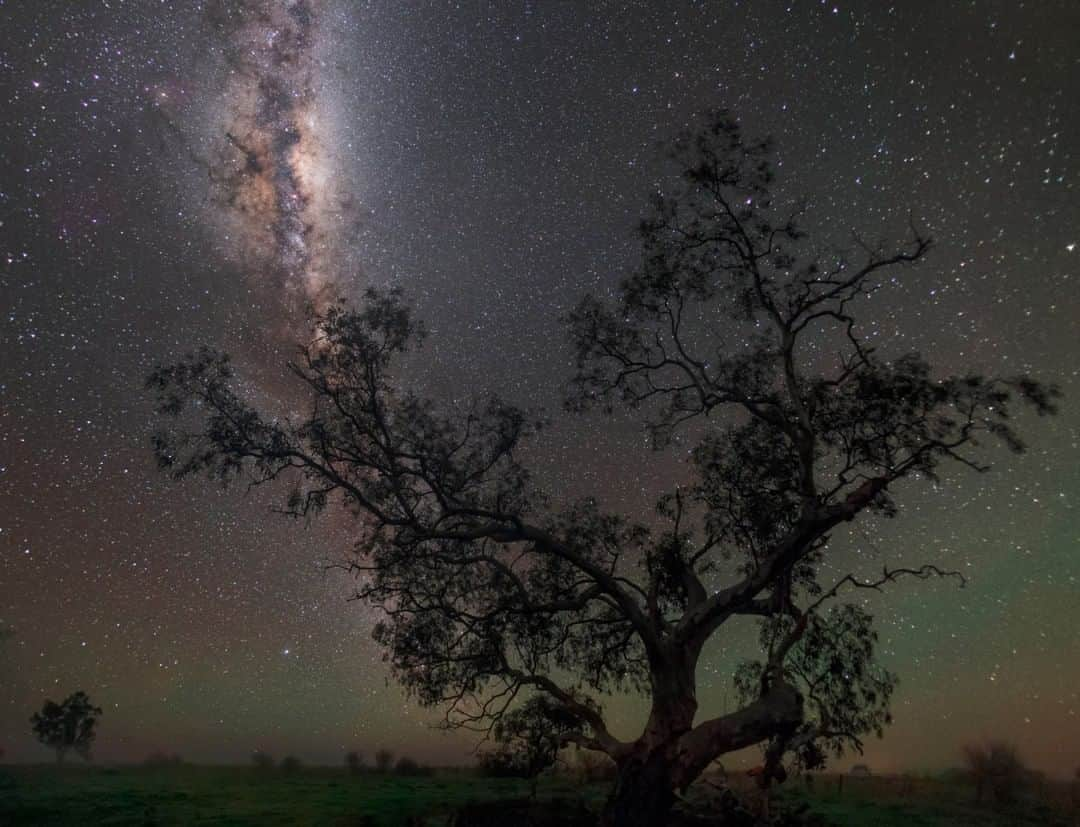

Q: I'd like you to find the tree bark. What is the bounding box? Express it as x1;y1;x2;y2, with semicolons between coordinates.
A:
602;747;679;827
600;681;803;825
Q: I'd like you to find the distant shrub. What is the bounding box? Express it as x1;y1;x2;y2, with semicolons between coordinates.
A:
478;748;529;779
482;696;572;797
345;750;364;774
251;750;275;770
395;756;432;777
375;749;394;772
574;749;617;783
962;740;1027;805
280;755;303;773
143;751;184;768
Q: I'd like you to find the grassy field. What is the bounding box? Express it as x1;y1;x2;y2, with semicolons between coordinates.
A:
773;773;1079;827
0;765;597;826
0;765;1076;826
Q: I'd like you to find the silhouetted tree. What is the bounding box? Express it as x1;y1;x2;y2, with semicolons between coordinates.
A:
148;109;1058;826
0;624;12;679
963;740;1027;805
374;749;393;773
251;750;275;770
345;749;364;774
481;696;579;797
30;691;102;764
280;754;303;773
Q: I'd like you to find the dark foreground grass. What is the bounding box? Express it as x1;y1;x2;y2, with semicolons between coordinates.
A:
773;774;1078;827
0;765;600;826
1;766;1076;826
781;792;1067;826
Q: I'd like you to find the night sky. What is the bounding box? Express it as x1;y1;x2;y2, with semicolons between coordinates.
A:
2;1;1079;774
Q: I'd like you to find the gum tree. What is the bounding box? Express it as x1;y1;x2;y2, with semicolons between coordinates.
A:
148;110;1056;825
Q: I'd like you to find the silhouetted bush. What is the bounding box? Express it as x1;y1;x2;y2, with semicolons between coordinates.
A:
394;756;432;776
345;750;364;774
573;749;617;783
374;748;394;772
280;755;303;773
483;696;572;797
143;751;184;768
962;740;1027;805
251;750;275;770
478;748;529;778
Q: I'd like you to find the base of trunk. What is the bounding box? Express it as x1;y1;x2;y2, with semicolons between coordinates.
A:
602;751;678;827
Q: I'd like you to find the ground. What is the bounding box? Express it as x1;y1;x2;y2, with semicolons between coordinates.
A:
773;774;1076;827
0;766;1074;826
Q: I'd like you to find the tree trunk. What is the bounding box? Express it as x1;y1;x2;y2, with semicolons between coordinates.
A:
602;748;679;827
599;650;700;825
599;660;802;824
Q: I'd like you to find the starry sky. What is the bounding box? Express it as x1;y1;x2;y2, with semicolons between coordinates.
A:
1;1;1078;774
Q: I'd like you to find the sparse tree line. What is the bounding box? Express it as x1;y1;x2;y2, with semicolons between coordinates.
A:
249;747;433;777
17;691;1080;819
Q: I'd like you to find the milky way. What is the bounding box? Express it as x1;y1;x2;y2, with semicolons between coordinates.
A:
208;0;340;317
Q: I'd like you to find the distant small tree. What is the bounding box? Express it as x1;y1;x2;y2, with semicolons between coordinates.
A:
963;741;1026;805
375;748;394;773
281;755;303;773
251;750;275;770
478;749;527;779
483;696;581;797
30;691;102;764
143;751;184;767
345;750;364;775
394;756;432;776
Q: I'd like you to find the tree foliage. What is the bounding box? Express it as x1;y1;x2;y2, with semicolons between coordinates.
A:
479;695;581;794
735;603;897;775
30;691;102;763
963;740;1028;805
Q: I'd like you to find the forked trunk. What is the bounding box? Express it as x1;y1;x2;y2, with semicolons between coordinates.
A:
600;679;804;825
601;650;703;825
